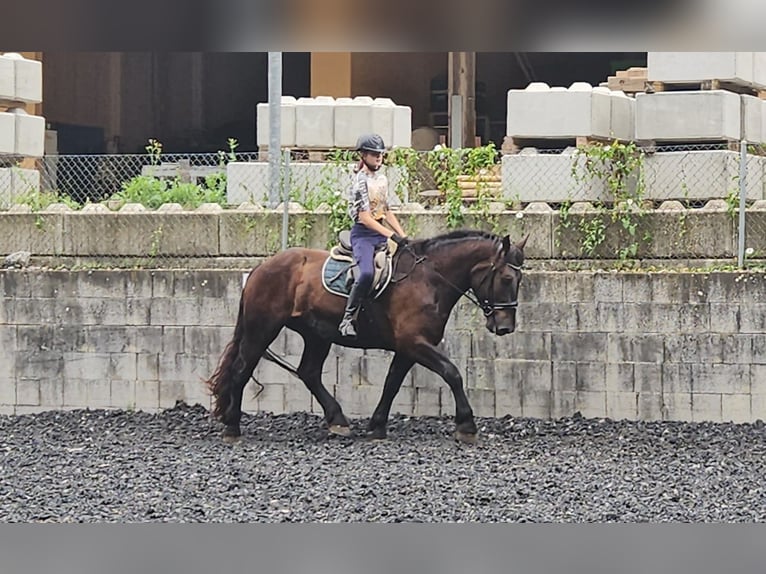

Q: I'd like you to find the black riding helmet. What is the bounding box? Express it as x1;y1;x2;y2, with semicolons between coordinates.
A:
356;133;386;154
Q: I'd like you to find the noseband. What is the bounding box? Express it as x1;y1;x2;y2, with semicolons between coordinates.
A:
474;262;522;318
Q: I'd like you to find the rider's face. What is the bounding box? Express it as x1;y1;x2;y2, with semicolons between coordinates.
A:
362;151;384;171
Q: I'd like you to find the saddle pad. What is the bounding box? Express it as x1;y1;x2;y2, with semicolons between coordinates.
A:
321;257;353;298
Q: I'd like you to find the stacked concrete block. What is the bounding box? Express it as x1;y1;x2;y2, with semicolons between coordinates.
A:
256;95;297;148
256;95;412;150
648;52;766;90
506;82;635;142
635;90;741;142
0;53;45;157
295;96;336;148
334;96;412;149
0;110;13;154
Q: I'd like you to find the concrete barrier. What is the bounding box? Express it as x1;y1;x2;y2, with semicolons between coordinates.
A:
647;52;765;90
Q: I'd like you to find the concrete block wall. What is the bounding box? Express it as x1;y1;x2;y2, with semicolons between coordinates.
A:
2;269;765;424
0;53;44;157
0;207;749;263
256;96;412;150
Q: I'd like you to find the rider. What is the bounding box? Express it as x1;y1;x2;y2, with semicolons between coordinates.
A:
338;133;408;338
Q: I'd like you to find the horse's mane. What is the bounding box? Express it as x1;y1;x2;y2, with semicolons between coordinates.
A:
411;229;500;254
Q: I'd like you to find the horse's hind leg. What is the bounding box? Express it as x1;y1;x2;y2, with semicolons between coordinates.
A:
296;332;350;435
367;353;414;439
221;329;280;440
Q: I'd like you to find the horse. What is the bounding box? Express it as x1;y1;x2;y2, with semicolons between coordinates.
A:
205;228;528;444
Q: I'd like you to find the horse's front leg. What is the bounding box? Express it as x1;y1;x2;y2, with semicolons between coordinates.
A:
409;338;477;443
367;353;415;439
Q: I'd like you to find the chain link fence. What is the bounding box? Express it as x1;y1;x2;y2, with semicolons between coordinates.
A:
1;143;765;269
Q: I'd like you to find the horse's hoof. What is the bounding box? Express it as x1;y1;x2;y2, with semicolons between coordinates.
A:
454;430;478;444
365;429;387;441
222;434;242;444
328;424;352;437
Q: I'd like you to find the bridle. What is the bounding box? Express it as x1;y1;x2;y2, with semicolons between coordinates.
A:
466;260;523;318
390;241;523;318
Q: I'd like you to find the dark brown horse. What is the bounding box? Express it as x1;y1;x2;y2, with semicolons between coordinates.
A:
205;229;527;443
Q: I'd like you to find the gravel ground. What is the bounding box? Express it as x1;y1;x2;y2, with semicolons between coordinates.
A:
1;402;765;523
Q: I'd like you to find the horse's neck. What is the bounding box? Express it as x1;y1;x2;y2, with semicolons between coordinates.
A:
430;238;496;292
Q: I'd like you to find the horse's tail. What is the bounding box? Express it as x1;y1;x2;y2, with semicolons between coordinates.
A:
206;292;247;420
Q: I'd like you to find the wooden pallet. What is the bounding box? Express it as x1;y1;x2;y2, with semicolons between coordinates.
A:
501;135;615;155
647;79;766;99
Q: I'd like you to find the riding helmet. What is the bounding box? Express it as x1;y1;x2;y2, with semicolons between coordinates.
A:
356;133;386;153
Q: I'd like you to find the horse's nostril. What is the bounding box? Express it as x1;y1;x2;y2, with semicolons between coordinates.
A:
496;327;512;335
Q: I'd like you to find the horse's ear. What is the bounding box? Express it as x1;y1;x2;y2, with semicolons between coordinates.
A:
516;234;529;251
501;235;511;254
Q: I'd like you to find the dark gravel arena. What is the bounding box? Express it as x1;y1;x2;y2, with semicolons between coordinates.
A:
1;402;766;523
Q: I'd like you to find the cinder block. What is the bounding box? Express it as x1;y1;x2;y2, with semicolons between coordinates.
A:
295;96;335;148
721;394;751;423
605;362;634;393
522;390;551;419
110;379;136;409
691;363;749;394
15;378;39;405
256;96;297;147
40;378;64;408
134;380;159;411
606;392;637;420
633;363;661;394
638;393;663;420
0;113;14;155
662;392;692;421
635;91;741;142
648;52;759;88
466;388;495;418
692;393;722;422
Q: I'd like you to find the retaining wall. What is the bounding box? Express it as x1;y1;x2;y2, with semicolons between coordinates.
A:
2;269;765;424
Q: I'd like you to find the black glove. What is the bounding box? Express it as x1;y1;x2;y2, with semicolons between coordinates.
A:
390;233;408;246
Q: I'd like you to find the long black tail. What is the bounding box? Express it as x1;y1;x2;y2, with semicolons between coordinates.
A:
205;294;247;420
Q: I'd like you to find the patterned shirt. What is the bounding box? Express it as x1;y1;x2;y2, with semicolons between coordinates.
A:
347;169;393;223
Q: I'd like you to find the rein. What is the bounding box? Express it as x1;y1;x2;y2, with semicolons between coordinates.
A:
393;244;522;318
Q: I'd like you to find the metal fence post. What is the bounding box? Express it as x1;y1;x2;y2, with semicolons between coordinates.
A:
268;52;282;208
738;139;747;269
282;148;291;251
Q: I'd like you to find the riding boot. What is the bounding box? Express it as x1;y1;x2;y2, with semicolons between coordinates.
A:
338;281;365;337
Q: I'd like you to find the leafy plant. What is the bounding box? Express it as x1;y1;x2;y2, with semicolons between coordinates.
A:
565;140;649;260
12;188;82;212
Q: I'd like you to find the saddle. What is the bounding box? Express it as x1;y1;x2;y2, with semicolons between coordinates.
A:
321;230;397;299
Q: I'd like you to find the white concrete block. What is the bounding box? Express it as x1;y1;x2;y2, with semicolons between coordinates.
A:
0;55;14;101
635;91;741;142
742;95;764;144
0;111;15;154
609;91;635;142
642;151;764;201
755;53;766;90
506;82;622;140
648;52;756;87
256;95;297;147
295;96;335;148
392;105;412;148
501;150;611;203
370;97;395;148
0;168;11;209
334;96;376;148
12;167;40;196
11;109;45;157
11;54;43;104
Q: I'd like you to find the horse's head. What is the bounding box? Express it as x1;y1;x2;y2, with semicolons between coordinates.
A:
472;234;527;336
